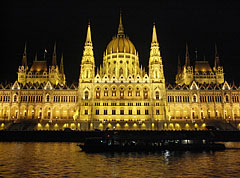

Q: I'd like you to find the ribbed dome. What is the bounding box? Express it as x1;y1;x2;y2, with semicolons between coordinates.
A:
106;35;136;55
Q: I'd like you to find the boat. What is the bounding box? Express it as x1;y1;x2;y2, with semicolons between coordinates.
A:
78;132;226;152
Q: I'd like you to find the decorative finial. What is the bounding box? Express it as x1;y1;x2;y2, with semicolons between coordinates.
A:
185;43;190;66
85;22;92;45
118;11;124;36
52;42;57;66
152;22;158;44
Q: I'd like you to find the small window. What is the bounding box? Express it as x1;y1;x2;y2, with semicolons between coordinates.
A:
137;110;140;115
145;110;149;115
129;110;132;115
46;95;50;102
120;110;124;115
96;109;99;115
84;91;89;100
155;91;160;100
104;110;107;115
112;110;116;115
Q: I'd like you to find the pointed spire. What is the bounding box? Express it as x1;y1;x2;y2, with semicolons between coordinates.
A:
117;11;124;36
214;43;220;70
185;43;190;66
60;53;64;74
34;53;38;61
215;43;219;57
22;42;27;67
85;22;92;46
52;42;57;66
177;56;181;74
152;23;158;44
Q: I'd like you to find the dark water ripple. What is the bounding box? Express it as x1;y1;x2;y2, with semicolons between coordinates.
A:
0;142;240;178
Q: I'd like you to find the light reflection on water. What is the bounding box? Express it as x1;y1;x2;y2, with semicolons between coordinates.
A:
0;142;240;178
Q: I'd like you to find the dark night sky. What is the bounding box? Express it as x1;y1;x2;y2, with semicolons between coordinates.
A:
2;0;240;84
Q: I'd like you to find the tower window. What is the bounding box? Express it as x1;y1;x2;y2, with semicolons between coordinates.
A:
84;91;89;100
155;91;160;100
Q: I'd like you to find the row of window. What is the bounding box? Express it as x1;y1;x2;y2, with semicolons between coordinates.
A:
20;95;43;102
53;96;77;103
0;95;10;102
168;95;240;103
85;109;161;115
4;95;78;103
93;102;156;106
94;90;149;99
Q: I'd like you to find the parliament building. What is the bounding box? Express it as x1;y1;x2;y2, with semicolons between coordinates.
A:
0;15;240;131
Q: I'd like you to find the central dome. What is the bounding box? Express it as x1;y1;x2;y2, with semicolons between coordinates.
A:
106;35;136;55
105;14;136;55
102;13;140;78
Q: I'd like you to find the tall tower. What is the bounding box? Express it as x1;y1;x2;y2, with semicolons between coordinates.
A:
149;24;165;83
213;44;224;84
148;24;167;121
78;23;95;129
18;42;28;84
79;23;95;82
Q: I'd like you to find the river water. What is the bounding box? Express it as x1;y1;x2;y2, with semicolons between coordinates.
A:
0;142;240;178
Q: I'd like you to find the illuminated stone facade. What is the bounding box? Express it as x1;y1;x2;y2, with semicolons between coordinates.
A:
0;15;239;130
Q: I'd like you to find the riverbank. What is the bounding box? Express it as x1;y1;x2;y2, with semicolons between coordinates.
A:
1;130;240;142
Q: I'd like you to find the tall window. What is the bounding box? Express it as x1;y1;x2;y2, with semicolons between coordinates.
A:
112;88;116;96
46;94;50;102
155;91;160;100
120;90;124;99
95;109;99;115
112;110;116;115
193;94;197;102
129;110;132;115
144;88;148;99
119;68;123;76
13;95;17;102
120;110;124;115
145;109;149;115
137;110;141;115
84;91;89;100
136;88;140;96
104;110;107;115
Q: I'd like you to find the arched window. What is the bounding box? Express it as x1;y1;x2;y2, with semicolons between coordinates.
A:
46;94;50;102
225;95;229;102
193;94;197;102
136;88;140;96
144;88;148;99
104;88;108;97
120;88;124;99
13;94;18;102
84;91;89;100
155;91;160;100
96;88;100;99
128;88;132;96
119;68;123;76
112;87;116;96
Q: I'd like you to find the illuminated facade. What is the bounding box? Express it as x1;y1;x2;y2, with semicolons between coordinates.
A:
0;14;239;130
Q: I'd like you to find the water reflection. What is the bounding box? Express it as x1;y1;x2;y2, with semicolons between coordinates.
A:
0;143;239;178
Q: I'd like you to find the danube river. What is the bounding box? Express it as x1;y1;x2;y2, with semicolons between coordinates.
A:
0;142;240;178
